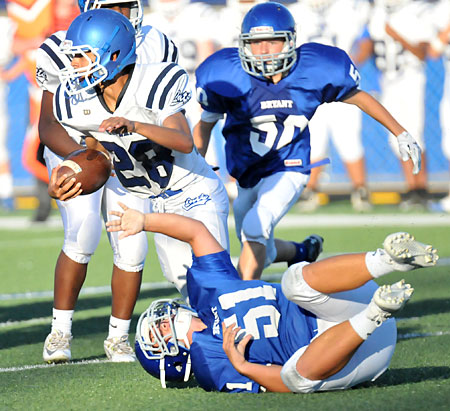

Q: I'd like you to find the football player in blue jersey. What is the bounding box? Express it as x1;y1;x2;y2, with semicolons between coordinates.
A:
106;202;438;393
193;2;422;281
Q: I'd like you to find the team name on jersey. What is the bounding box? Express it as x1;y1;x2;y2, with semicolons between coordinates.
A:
211;306;220;336
260;99;294;109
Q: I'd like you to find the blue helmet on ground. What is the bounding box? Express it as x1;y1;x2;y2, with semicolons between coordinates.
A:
59;9;136;95
135;299;195;388
77;0;143;33
239;2;297;78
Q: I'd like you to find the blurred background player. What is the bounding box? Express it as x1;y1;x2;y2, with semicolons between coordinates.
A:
355;0;435;210
0;11;16;211
6;0;58;220
36;0;178;364
290;0;373;212
428;0;450;213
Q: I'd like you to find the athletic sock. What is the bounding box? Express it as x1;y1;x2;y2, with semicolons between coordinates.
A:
51;308;74;335
108;316;131;339
365;249;395;278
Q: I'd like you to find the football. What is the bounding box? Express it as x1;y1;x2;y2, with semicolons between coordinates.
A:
57;148;112;195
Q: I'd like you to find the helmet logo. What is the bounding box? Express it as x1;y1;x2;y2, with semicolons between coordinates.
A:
250;26;274;34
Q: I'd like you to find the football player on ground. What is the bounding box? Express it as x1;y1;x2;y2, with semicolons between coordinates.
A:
106;202;438;393
290;0;373;212
36;0;178;364
354;0;435;210
193;2;422;281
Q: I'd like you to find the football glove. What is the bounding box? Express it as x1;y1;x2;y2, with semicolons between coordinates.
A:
397;131;421;175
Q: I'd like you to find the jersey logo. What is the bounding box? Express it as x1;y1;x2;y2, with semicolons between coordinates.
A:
182;193;211;211
284;159;303;166
260;100;293;109
172;89;191;106
36;67;48;85
83;109;91;115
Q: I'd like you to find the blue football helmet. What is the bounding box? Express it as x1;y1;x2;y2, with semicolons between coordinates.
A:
59;9;136;95
135;299;195;388
77;0;143;33
238;2;297;78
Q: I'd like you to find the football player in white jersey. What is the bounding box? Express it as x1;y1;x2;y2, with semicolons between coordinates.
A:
428;0;450;213
51;8;230;315
290;0;373;212
36;0;179;364
355;0;435;209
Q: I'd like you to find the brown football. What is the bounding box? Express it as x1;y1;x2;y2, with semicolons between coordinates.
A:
57;148;112;195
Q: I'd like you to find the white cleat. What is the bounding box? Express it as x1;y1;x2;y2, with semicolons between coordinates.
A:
383;232;438;271
43;330;72;364
367;280;414;326
104;335;136;363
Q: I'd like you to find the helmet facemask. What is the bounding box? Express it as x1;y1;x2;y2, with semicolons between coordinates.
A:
239;28;297;78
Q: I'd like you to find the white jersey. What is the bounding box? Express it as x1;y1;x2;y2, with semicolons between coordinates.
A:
54;62;209;198
211;1;259;49
367;1;435;79
35;24;179;95
143;2;215;76
290;0;371;53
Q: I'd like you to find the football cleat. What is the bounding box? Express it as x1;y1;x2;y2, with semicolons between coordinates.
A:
383;232;438;271
43;330;72;364
104;335;136;363
288;235;324;266
366;280;414;326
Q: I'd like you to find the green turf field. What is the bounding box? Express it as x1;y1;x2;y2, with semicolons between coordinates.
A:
1;204;450;410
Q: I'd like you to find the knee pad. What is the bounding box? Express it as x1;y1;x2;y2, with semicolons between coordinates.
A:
281;262;329;305
240;206;274;244
112;231;148;272
62;211;102;264
280;346;322;393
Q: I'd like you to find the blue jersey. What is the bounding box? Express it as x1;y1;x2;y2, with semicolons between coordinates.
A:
195;44;360;188
187;251;318;393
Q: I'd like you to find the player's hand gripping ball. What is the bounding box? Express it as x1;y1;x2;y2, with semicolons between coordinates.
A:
57;149;112;195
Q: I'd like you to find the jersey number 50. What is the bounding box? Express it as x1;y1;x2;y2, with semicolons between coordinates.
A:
249;114;308;156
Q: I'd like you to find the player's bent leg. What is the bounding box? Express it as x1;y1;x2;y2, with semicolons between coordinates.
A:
281;262;378;322
280;318;396;393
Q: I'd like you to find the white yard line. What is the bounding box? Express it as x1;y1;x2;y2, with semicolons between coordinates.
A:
2;213;450;230
1;257;449;302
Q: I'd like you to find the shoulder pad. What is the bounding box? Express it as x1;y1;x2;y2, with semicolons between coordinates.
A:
196;48;251;98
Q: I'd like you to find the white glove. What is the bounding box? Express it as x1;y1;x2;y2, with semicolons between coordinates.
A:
397;131;422;175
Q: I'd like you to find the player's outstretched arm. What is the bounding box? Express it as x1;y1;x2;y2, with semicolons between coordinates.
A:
107;202;223;257
39;91;84;157
222;323;291;393
343;90;422;174
98;111;194;154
